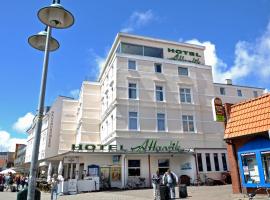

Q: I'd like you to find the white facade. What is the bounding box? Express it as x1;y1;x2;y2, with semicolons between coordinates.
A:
26;33;264;188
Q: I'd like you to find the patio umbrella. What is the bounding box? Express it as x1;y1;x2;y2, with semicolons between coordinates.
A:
0;168;16;174
58;161;63;175
47;163;52;182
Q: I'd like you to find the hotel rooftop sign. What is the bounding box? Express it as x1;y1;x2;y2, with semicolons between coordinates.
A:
71;139;188;153
166;48;203;64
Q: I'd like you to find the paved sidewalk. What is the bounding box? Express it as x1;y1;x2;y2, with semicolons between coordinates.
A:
0;185;250;200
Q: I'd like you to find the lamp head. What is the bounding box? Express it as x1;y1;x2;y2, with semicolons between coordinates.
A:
28;30;60;52
38;0;74;29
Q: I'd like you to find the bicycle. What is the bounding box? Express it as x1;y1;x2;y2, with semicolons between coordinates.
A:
247;187;270;200
126;177;146;189
192;177;204;186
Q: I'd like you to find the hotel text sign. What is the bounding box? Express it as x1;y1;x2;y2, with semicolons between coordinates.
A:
167;48;202;64
72;139;182;153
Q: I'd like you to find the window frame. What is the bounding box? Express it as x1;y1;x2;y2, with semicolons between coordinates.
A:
253;91;258;98
154;63;162;73
178;67;189;76
155;85;164;102
128;59;137;70
182;115;195;133
128;111;138;130
197;153;204;172
157;113;166;132
179;87;192;103
220;87;226;95
214;153;220;171
158;159;170;175
128;82;137;99
237;89;243;97
221;153;228;171
128;159;141;177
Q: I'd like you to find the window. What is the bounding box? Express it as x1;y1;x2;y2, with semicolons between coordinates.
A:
128;60;137;70
156;86;164;101
261;152;270;183
129;112;138;130
241;153;259;184
214;153;220;171
144;46;163;58
158;159;169;175
128;160;140;176
205;153;212;171
120;42;163;58
157;113;166;131
122;43;143;56
221;153;228;171
178;67;188;76
180;88;191;103
128;83;137;99
237;89;242;97
253;91;258;98
220;87;226;95
182;115;195;132
197;153;203;172
155;63;162;73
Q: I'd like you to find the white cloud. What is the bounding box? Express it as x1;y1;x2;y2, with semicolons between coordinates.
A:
12;112;34;133
121;10;156;33
70;89;80;99
185;20;270;86
0;130;27;152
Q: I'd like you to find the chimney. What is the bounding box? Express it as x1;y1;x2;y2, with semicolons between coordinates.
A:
225;79;232;85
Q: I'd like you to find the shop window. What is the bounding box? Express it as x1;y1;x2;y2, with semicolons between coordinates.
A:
182;115;195;132
220;87;226;95
128;83;137;99
128;60;137;70
155;63;162;73
157;113;166;131
241;153;260;184
122;43;143;56
205;153;212;171
158;159;170;175
129;112;138;130
178;67;188;76
180;88;191;103
128;160;140;176
261;151;270;183
221;153;228;171
214;153;220;171
155;85;164;101
197;153;203;172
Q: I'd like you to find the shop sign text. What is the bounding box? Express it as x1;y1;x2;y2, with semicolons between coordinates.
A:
167;48;201;64
211;97;225;122
72;139;182;153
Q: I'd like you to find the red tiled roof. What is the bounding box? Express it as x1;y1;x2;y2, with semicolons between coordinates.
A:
224;93;270;139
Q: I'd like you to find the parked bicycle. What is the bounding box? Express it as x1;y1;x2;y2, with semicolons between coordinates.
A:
248;187;270;200
126;177;146;189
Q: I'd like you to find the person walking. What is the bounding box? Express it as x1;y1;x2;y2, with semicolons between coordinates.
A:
49;174;59;200
162;169;178;199
15;175;21;191
20;176;26;189
152;170;161;200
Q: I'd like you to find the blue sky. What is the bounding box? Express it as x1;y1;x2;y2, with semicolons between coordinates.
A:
0;0;270;151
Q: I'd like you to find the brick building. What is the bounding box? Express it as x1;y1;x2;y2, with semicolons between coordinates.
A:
224;93;270;194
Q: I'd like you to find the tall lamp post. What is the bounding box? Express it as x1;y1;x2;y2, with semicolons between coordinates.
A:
27;1;74;199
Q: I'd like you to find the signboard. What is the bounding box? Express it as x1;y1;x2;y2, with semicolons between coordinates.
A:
111;167;121;181
212;97;225;122
180;162;192;170
167;48;202;64
72;139;183;153
63;157;79;164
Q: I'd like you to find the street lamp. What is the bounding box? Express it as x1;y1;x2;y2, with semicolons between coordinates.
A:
27;1;74;199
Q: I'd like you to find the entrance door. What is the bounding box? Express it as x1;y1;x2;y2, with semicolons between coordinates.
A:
100;167;110;190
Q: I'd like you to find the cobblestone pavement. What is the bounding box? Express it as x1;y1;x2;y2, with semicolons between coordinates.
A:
0;185;251;200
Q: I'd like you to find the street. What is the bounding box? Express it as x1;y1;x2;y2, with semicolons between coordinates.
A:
0;185;246;200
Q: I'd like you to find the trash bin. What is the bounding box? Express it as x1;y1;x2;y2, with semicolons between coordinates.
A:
179;184;188;198
17;188;41;200
0;185;4;192
160;185;170;200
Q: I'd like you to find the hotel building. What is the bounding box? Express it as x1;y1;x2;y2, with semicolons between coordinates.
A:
25;33;265;189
